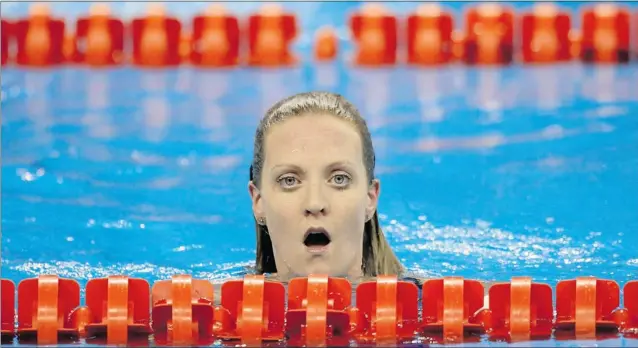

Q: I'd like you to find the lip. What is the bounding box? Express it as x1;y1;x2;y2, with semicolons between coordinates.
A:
303;227;332;241
303;227;331;254
305;244;330;254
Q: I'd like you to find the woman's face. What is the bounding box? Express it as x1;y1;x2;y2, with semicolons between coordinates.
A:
249;113;380;280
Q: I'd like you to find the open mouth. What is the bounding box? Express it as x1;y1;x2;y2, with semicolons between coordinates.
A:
303;227;331;249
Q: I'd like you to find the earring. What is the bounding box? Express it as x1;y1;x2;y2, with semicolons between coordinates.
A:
257;217;266;225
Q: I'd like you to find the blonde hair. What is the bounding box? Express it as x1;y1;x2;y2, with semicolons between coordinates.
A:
250;91;404;277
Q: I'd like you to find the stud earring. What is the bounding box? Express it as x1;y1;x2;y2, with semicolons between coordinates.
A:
257;217;266;225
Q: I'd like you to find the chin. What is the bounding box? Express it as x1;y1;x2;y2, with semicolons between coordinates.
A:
301;263;333;276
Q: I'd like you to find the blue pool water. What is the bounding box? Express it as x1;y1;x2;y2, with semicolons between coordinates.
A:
2;1;638;346
2;62;638;347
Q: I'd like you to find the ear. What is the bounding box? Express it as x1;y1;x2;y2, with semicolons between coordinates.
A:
248;181;265;220
366;178;380;220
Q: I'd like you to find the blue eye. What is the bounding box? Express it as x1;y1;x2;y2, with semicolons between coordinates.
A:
278;176;299;188
331;174;351;186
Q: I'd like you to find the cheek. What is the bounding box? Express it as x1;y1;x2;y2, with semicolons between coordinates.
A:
264;193;299;219
341;190;369;215
333;192;368;233
261;192;301;241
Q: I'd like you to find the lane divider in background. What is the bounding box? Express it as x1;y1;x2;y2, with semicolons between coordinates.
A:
314;26;338;61
74;4;126;66
246;4;298;67
130;4;182;67
580;4;632;64
11;4;66;67
1;276;637;345
406;4;455;65
349;4;399;66
1;2;636;68
461;4;515;65
190;4;240;67
521;4;572;64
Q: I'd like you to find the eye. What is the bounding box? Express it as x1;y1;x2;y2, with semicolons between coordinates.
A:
277;175;299;189
330;173;351;187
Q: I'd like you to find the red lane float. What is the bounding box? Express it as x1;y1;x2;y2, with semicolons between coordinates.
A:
521;4;572;63
3;3;637;68
286;275;352;346
580;4;631;63
486;277;554;341
352;275;419;344
462;4;515;65
421;277;486;343
2;275;638;344
16;275;81;344
216;274;285;344
622;281;638;335
247;4;297;67
407;4;455;65
84;276;152;345
314;26;338;61
1;280;15;339
131;4;182;67
555;277;622;339
14;4;66;66
151;275;215;345
349;4;398;66
74;4;125;66
1;19;12;66
190;4;240;67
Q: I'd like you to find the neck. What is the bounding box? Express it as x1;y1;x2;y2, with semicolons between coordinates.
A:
269;264;365;284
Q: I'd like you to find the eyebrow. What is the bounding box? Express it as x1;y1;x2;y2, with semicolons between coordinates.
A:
270;161;355;173
271;163;304;173
326;160;355;170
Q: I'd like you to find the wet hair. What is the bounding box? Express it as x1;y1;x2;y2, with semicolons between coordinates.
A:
249;91;404;277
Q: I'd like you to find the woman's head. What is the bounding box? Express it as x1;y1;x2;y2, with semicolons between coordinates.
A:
248;91;403;280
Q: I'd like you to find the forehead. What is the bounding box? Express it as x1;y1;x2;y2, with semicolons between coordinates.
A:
263;114;364;165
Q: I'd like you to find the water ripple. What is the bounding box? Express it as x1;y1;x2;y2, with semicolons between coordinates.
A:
2;64;637;290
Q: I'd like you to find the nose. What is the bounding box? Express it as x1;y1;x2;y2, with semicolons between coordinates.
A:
304;181;328;217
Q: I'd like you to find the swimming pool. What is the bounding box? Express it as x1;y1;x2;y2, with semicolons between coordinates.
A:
2;1;638;347
3;62;638;347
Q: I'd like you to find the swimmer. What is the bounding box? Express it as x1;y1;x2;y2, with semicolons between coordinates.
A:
248;91;403;283
216;91;490;308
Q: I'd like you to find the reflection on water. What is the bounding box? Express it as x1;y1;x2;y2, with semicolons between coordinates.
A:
142;96;171;143
1;64;637;294
415;69;445;124
473;68;506;113
191;70;231;143
581;65;637;103
314;63;339;89
141;72;170;142
258;68;303;116
84;71;114;139
194;70;229;101
24;71;55;149
531;65;574;110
